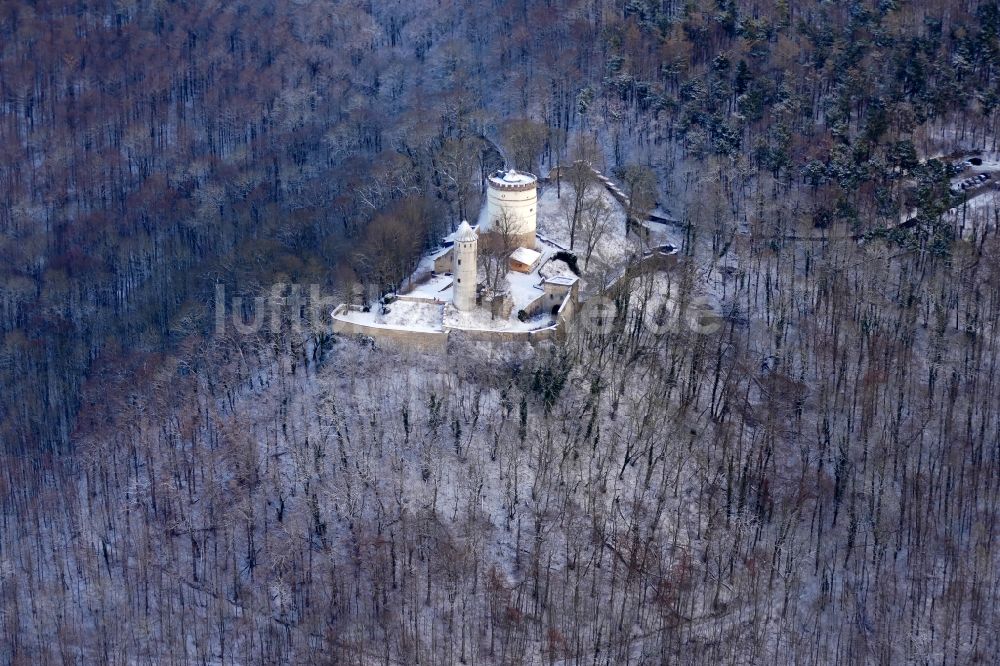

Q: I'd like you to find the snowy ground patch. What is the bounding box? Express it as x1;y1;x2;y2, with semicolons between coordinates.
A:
339;300;445;331
947;189;1000;240
405;273;453;302
535;182;640;272
443;304;554;332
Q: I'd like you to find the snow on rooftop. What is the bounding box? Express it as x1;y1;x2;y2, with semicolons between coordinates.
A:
489;169;537;186
506;269;545;311
510;246;541;265
429;244;454;260
455;220;477;242
545;275;578;286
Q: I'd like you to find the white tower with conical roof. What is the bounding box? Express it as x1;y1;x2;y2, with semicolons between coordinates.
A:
452;220;478;311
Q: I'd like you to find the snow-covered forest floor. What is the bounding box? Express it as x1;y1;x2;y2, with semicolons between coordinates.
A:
4;2;1000;663
4;202;997;662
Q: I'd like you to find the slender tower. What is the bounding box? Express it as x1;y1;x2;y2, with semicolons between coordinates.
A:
452;220;478;311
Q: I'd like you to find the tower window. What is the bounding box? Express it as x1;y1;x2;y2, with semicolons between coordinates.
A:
457;278;461;283
457;259;461;265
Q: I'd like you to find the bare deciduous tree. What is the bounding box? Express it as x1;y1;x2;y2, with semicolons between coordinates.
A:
561;134;601;248
479;210;520;319
617;164;658;223
577;194;616;269
435;136;481;225
502;118;548;174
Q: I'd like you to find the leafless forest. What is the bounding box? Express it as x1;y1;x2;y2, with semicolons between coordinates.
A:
2;1;999;663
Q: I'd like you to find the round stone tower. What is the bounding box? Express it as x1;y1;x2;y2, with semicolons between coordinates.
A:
452;220;478;311
483;169;538;249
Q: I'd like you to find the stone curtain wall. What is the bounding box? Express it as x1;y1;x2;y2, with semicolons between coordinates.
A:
331;305;449;350
445;325;558;345
331;290;582;349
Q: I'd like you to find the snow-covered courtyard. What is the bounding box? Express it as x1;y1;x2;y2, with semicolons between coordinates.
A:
339;299;445;331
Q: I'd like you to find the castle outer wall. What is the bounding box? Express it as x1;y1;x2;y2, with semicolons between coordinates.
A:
331;305;449;350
